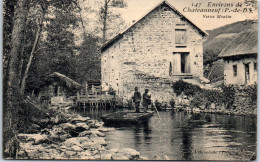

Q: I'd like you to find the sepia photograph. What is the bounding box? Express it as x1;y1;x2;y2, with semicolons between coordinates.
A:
3;0;258;160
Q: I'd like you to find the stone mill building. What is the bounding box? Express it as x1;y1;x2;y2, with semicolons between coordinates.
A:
100;0;207;104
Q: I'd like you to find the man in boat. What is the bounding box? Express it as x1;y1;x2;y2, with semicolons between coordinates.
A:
142;89;151;113
132;87;141;113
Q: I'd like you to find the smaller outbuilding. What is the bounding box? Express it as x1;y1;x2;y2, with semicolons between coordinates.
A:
218;29;257;85
38;72;82;104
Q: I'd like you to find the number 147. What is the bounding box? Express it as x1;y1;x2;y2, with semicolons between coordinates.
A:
192;3;201;7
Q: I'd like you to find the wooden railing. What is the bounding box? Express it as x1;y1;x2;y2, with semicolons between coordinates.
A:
77;91;116;103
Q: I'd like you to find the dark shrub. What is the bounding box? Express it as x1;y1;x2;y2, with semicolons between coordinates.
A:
154;100;162;110
169;99;175;108
172;80;201;96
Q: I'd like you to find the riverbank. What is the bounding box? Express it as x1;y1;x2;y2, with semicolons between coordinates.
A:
175;105;257;116
13;106;145;160
171;80;257;117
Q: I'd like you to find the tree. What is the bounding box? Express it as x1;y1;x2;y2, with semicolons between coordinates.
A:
100;0;127;43
20;4;44;94
74;35;100;83
3;0;80;156
24;0;80;93
4;0;30;156
3;0;18;92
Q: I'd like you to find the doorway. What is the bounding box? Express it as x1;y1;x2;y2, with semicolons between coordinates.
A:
181;53;190;73
245;63;250;84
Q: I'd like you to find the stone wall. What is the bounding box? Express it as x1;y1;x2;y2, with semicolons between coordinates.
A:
101;3;205;104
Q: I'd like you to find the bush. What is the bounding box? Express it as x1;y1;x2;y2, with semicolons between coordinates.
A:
245;84;257;103
169;99;175;108
190;92;207;108
154;100;162;110
221;85;236;109
172;80;238;109
172;80;201;96
126;99;133;109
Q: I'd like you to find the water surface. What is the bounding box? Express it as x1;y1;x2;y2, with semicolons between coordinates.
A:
79;109;256;160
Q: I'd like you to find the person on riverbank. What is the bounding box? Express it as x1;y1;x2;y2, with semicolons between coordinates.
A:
132;87;141;113
142;89;151;113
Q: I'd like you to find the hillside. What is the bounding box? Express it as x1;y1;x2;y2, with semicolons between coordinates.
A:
203;20;258;82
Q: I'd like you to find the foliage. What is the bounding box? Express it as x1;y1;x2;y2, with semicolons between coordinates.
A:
172;80;201;96
169;99;175;108
173;80;236;109
244;84;257;103
154;100;162;110
221;84;236;109
3;0;127;158
190;92;206;108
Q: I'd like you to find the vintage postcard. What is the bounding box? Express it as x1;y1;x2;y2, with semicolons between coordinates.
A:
3;0;257;160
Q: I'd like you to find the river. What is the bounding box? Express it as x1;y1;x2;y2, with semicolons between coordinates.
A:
79;109;256;160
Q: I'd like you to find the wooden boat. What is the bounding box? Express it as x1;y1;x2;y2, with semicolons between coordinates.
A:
100;111;154;124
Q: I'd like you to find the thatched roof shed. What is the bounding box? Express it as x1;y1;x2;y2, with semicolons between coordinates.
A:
46;72;82;91
218;29;257;58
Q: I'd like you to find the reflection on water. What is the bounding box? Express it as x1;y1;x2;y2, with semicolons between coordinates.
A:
79;109;256;160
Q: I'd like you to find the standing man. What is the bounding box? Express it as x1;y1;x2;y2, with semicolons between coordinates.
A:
132;87;141;113
143;89;151;113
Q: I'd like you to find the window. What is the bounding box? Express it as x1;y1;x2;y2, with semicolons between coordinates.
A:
254;63;257;71
175;29;187;44
233;65;237;77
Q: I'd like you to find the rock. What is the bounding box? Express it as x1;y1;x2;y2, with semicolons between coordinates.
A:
79;150;92;157
111;153;129;160
81;142;91;149
110;148;119;153
139;156;149;160
91;150;99;156
60;145;68;149
76;123;89;130
18;134;48;144
71;145;83;152
88;123;98;129
93;130;105;137
121;148;140;157
73;126;88;133
31;123;41;130
65;150;77;156
77;137;92;143
88;129;105;138
78;131;92;137
60;134;71;141
64;138;81;147
109;148;140;160
41;128;50;135
95;122;104;127
59;123;76;130
48;134;61;142
91;137;107;146
78;155;92;159
98;127;115;132
101;152;112;160
210;103;216;109
70;116;90;123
